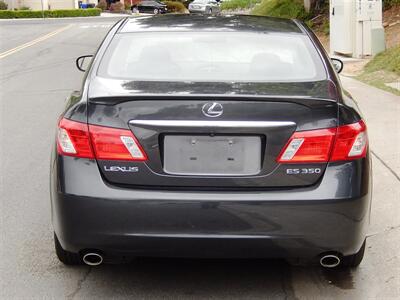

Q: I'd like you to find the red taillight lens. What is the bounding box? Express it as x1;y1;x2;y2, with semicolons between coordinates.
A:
330;120;367;161
277;128;336;163
57;118;94;159
57;118;147;161
277;120;367;163
89;124;147;161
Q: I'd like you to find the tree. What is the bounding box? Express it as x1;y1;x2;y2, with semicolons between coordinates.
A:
303;0;316;12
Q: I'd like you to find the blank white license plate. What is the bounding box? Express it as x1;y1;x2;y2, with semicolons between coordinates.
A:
164;135;261;176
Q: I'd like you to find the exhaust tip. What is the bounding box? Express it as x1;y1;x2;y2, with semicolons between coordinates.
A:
320;254;341;268
82;252;103;266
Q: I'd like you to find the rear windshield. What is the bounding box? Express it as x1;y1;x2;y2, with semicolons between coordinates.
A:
98;32;326;82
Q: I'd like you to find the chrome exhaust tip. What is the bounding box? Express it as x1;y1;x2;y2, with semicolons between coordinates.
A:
82;252;103;266
320;254;341;268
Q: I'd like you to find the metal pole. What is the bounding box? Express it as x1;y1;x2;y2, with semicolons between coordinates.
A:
41;0;45;19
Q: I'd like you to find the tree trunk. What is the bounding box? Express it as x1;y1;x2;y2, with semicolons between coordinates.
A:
304;0;315;12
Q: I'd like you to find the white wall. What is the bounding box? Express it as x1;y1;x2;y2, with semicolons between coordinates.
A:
4;0;48;10
48;0;75;9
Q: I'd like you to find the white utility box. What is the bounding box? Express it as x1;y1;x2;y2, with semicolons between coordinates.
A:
330;0;385;58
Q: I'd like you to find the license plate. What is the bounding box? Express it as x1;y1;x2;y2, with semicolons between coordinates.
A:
164;135;261;176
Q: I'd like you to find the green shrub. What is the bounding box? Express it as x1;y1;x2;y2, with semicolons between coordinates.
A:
383;0;400;9
0;10;12;17
164;1;186;12
251;0;309;20
0;8;102;19
46;8;102;17
322;18;329;35
1;10;41;18
220;0;259;11
109;1;125;12
0;0;7;10
96;0;108;11
17;6;31;10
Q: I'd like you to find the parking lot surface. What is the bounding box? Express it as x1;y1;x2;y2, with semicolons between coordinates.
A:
0;17;399;299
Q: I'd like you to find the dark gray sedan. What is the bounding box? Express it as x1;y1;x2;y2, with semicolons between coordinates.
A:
51;15;371;269
132;0;167;14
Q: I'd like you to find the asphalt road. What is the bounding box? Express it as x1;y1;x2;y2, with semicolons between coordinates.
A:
0;17;399;299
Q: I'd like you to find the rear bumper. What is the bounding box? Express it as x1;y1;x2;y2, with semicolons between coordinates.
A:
51;155;371;260
189;8;207;13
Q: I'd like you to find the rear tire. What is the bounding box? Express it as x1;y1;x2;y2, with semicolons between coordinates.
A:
341;240;366;268
154;8;159;14
54;233;82;265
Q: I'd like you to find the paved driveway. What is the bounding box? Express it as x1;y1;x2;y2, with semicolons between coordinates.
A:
0;17;399;299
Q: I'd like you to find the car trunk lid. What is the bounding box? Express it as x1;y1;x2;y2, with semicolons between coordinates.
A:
88;93;338;188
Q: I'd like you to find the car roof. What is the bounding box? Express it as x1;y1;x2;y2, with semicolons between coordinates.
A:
120;15;304;34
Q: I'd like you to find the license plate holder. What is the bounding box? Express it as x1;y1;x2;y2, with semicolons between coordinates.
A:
163;135;261;176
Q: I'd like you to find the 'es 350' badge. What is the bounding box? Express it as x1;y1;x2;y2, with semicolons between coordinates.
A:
286;168;321;175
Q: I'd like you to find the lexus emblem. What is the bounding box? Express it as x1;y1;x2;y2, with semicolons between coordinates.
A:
202;102;223;118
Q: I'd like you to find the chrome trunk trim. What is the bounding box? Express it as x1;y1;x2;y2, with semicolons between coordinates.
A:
129;120;295;128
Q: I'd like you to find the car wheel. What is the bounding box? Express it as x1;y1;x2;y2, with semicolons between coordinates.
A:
154;8;159;14
341;240;366;268
54;233;82;265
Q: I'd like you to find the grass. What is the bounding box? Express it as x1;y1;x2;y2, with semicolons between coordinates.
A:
220;0;260;11
362;46;400;75
356;46;400;96
251;0;309;20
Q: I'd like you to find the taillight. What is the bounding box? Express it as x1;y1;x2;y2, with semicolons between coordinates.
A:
57;118;94;159
57;118;147;161
89;124;147;161
277;120;367;163
330;120;367;161
277;128;336;163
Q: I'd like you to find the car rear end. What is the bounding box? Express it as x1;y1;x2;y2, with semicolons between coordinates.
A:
157;2;168;14
51;16;371;265
188;0;207;13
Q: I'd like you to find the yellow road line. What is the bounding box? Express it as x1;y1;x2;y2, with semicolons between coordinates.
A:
0;24;72;59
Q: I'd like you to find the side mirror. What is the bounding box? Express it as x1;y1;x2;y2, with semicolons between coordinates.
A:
76;55;93;72
331;58;344;74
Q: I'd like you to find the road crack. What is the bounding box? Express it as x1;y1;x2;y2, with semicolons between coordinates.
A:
371;150;400;182
67;267;92;300
367;225;400;238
